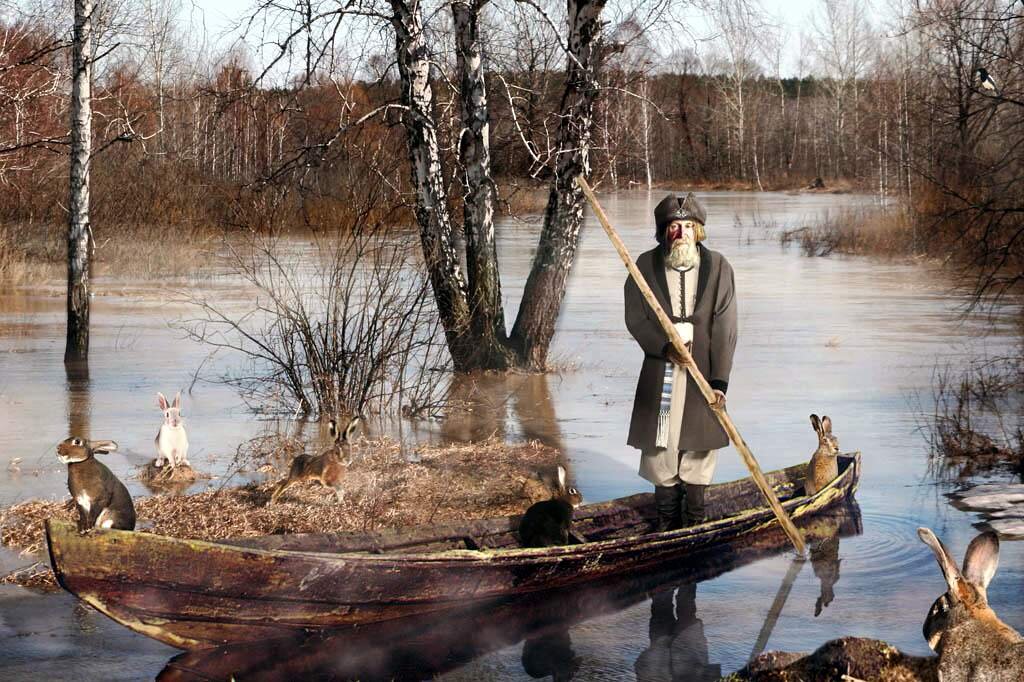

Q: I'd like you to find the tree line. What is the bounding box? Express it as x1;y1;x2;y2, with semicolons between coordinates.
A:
1;0;1021;373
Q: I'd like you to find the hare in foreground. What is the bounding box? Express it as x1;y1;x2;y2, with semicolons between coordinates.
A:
270;417;360;504
56;437;136;532
919;527;1024;682
804;414;839;496
518;464;583;548
155;391;190;468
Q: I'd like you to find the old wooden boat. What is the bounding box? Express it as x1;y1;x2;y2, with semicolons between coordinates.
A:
47;452;860;651
160;501;863;680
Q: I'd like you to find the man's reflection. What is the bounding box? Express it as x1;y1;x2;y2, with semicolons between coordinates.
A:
811;534;841;616
635;582;721;682
522;629;581;681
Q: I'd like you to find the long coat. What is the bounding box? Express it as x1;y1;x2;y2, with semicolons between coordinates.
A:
625;242;738;452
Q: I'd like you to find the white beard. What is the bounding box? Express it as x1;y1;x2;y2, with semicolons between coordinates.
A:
668;239;699;269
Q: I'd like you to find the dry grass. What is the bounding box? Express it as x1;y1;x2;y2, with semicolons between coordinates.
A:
781;206;921;258
0;221;221;290
0;437;562;590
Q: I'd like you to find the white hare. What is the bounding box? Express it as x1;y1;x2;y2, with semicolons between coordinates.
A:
155;391;190;468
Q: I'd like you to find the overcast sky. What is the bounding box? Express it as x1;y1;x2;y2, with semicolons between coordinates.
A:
184;0;873;78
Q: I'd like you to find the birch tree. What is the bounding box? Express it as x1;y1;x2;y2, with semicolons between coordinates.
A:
66;0;92;363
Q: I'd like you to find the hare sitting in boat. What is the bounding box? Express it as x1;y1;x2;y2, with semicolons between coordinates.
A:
918;527;1024;681
804;414;839;496
56;437;136;532
518;464;583;548
270;417;360;504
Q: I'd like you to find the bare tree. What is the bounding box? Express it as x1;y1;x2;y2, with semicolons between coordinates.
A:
66;0;93;363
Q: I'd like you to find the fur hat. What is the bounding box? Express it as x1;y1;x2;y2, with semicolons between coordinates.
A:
655;193;707;244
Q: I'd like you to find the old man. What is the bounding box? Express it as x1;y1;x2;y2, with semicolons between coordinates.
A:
624;193;738;531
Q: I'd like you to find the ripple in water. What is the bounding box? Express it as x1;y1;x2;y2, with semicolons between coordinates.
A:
839;511;934;580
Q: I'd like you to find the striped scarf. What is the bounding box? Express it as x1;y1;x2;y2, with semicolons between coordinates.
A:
655;266;694;449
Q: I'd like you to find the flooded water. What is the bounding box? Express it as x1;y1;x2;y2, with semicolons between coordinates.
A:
2;190;1022;680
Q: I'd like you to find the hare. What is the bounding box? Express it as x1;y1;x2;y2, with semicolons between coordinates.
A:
518;464;584;548
270;417;360;504
56;437;136;532
918;527;1024;681
804;414;839;496
155;391;190;469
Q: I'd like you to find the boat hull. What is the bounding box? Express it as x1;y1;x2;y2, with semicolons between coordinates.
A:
47;453;861;650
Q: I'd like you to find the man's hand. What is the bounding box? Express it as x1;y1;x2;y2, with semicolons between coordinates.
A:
711;389;726;409
666;342;692;367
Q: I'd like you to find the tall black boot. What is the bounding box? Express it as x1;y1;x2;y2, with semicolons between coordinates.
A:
654;485;682;532
682;483;708;526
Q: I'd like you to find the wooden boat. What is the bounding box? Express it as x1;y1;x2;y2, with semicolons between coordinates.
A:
47;452;860;651
161;501;863;680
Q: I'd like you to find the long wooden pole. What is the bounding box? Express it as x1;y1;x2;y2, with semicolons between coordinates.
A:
576;175;806;556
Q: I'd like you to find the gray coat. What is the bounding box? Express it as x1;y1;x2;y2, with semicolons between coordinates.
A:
625;243;738;452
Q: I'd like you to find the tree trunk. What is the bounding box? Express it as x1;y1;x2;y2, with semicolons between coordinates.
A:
389;0;475;370
453;0;512;369
509;0;607;369
66;0;93;364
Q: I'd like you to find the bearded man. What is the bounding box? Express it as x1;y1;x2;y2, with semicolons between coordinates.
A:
624;193;738;531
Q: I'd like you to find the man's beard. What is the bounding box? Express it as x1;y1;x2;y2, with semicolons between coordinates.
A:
668;238;699;269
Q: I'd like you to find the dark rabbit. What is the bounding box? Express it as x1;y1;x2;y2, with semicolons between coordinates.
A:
270;417;360;504
56;437;136;532
805;414;839;496
919;527;1024;681
519;465;583;548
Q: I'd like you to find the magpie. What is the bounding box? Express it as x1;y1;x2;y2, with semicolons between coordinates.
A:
977;67;998;93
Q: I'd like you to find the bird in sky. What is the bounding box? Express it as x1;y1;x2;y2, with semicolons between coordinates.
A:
977;67;998;94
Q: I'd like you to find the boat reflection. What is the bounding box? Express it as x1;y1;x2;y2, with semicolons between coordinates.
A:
158;502;861;681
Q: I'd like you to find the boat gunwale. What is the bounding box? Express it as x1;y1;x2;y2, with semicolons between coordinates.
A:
46;453;860;566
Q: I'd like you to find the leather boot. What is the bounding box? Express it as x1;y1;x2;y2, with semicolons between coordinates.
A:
654;485;682;532
682;483;708;526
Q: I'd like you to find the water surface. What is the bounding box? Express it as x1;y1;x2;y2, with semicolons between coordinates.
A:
1;190;1021;679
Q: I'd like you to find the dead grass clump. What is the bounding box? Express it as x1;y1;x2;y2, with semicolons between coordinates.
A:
926;361;1024;479
781;206;921;258
0;437;562;590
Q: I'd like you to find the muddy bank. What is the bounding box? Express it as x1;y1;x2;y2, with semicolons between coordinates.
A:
0;438;561;590
735;637;937;681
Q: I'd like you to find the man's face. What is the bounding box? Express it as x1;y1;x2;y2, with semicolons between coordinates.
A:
666;220;698;245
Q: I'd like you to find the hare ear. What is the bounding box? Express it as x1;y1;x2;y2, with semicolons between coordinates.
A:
343;417;361;443
962;531;999;590
821;416;832;434
173;392;181;409
89;440;118;454
810;414;822;434
918;527;963;597
556;464;567;491
328;419;338;440
157;392;169;410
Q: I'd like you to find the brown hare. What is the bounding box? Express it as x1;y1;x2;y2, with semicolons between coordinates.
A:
518;464;583;548
919;527;1024;682
804;414;839;496
270;417;360;504
56;437;136;532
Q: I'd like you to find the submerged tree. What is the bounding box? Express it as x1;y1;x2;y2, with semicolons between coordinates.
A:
390;0;608;371
66;0;93;363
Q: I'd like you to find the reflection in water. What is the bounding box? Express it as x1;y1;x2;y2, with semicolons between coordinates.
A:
159;503;862;681
65;360;91;440
522;630;581;681
441;373;565;452
635;582;721;682
811;534;841;617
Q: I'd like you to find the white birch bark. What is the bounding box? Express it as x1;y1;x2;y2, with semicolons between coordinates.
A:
66;0;92;363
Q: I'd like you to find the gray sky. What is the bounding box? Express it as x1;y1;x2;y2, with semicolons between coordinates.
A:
187;0;855;78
